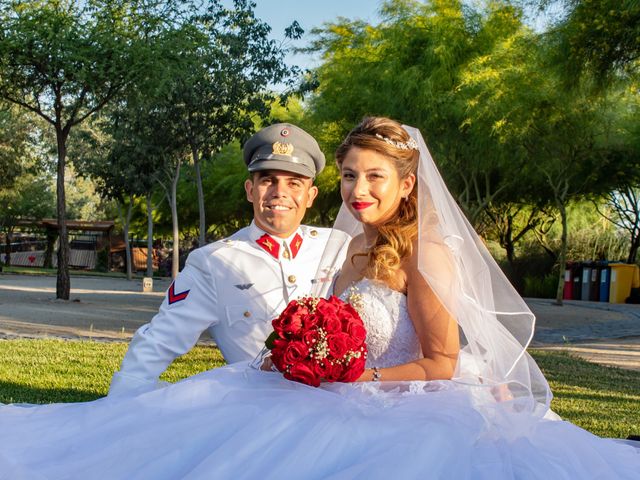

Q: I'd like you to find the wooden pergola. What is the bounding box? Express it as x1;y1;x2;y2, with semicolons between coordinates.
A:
14;218;115;269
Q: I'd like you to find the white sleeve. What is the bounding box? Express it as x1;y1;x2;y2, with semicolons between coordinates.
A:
108;249;218;396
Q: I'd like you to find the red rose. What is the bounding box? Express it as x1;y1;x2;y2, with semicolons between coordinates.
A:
339;355;366;382
312;360;343;382
302;330;319;348
327;295;344;307
302;312;320;330
312;360;327;378
283;341;310;365
320;314;342;334
273;303;308;337
285;361;321;387
316;298;339;318
314;361;342;382
343;320;367;346
323;362;344;382
326;333;350;359
270;339;288;371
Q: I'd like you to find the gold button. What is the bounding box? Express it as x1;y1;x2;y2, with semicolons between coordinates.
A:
287;275;297;284
282;250;290;259
310;230;318;237
243;311;251;318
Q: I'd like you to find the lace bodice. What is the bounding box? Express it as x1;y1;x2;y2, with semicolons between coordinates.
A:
339;278;422;369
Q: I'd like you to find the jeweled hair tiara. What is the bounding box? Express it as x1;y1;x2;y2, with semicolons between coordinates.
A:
375;133;419;151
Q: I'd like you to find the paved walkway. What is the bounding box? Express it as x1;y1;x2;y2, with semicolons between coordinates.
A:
2;273;640;370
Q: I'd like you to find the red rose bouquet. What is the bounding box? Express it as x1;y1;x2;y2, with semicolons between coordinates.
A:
265;296;367;387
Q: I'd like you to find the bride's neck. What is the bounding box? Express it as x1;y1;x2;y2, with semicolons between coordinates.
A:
362;225;379;249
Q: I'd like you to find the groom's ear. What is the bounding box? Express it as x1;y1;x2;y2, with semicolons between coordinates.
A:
305;184;319;207
244;178;254;203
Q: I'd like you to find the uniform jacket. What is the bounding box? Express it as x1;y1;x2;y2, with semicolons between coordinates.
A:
109;222;349;395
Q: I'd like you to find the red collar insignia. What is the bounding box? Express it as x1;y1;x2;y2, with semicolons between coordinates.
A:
289;233;303;258
256;234;280;259
256;233;303;259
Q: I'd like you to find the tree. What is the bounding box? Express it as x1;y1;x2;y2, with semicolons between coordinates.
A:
306;0;531;226
482;202;555;290
460;24;634;304
73;113;157;280
598;186;640;264
0;0;171;298
159;0;303;247
0;103;31;190
529;0;640;80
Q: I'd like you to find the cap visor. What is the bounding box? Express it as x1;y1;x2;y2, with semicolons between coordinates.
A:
248;158;315;178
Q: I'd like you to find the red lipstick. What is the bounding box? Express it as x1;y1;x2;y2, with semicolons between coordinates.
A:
351;202;374;211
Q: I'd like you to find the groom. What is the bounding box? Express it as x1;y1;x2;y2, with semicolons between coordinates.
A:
109;123;349;396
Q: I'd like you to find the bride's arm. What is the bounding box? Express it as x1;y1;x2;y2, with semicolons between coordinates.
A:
356;243;460;382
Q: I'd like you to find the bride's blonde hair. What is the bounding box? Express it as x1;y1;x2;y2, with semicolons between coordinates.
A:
335;117;419;283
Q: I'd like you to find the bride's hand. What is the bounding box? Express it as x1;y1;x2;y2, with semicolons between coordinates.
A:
260;357;274;372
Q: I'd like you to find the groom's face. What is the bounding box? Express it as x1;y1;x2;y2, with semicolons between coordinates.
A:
245;170;318;238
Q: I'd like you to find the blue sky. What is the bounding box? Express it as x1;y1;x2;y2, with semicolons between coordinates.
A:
252;0;383;70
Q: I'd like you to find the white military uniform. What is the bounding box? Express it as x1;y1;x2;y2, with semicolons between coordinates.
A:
109;221;349;396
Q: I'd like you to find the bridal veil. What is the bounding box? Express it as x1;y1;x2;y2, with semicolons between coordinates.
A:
314;125;552;416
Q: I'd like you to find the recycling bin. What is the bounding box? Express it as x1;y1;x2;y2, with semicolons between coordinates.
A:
581;263;592;301
571;264;583;300
563;265;573;300
588;263;600;301
608;263;640;303
599;264;611;302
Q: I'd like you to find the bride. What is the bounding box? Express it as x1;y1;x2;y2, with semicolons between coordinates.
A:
0;117;638;479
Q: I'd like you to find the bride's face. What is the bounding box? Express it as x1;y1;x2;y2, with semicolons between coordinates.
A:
340;147;415;227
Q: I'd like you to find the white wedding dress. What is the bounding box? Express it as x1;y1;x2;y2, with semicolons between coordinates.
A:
0;279;638;479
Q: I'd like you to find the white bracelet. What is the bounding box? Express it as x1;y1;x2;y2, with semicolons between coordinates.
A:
372;367;381;382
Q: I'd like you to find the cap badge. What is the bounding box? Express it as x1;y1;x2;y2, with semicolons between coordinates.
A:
280;128;290;137
272;141;294;157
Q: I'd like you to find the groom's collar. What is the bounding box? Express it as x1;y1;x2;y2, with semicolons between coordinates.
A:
248;221;303;260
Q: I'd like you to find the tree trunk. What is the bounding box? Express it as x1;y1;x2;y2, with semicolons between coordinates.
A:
191;144;206;247
554;201;569;306
170;162;181;279
118;197;134;281
4;230;11;266
55;127;70;300
44;229;56;269
146;193;154;278
503;237;522;293
628;235;639;264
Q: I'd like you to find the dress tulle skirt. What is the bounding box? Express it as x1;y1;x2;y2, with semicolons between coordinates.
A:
0;363;638;480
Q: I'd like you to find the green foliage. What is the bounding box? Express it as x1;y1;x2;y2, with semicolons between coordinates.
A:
306;1;569;224
306;0;639;301
95;248;109;272
0;170;55;230
523;273;558;298
546;0;640;80
0;103;31;189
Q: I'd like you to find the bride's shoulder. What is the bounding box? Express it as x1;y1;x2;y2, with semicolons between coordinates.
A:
405;239;456;282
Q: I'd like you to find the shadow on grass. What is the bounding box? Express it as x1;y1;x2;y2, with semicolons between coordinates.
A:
530;350;640;396
0;381;105;405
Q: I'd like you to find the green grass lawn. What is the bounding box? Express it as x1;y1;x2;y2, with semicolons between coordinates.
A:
0;339;638;439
